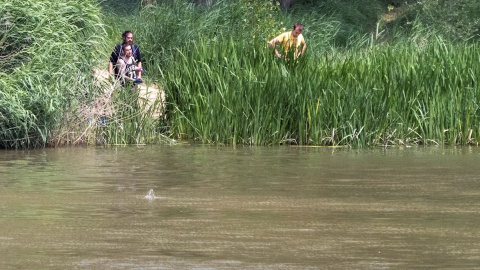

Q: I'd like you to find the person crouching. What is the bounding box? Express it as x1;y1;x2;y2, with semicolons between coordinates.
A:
116;44;143;86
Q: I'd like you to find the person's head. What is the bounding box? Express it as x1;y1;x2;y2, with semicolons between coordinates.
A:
292;23;303;38
122;44;132;57
122;31;134;45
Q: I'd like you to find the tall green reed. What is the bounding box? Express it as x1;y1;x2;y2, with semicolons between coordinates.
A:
5;0;480;148
103;0;480;147
163;32;480;146
413;0;480;41
99;84;168;145
0;0;105;148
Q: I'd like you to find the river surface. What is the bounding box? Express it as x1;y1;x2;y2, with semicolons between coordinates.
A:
1;145;480;269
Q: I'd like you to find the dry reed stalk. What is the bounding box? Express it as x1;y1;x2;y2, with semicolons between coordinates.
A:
59;68;118;145
81;68;116;119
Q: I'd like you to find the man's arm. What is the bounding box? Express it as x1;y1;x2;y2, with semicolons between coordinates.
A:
136;61;142;78
108;61;114;75
108;45;120;77
268;37;282;58
268;38;277;48
298;42;306;57
134;46;143;78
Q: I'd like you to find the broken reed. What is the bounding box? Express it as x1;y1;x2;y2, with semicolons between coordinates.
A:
164;37;480;146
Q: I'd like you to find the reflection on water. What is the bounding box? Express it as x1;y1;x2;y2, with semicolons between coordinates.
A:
1;145;480;269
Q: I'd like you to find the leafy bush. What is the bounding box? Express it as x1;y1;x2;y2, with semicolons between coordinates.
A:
0;0;105;148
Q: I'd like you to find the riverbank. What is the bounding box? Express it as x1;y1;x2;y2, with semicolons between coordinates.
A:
2;0;480;148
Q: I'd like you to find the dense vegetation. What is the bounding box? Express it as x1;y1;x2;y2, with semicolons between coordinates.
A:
2;0;480;148
1;0;105;148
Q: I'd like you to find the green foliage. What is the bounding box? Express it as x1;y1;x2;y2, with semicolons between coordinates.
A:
99;85;168;145
288;0;384;46
129;0;281;81
163;32;480;146
102;0;480;147
0;0;105;148
4;0;480;148
0;91;37;148
99;0;140;15
412;0;480;41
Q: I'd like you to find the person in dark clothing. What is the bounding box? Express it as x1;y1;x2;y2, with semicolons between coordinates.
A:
108;30;143;80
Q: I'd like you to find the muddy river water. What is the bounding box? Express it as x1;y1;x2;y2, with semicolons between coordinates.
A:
1;145;480;269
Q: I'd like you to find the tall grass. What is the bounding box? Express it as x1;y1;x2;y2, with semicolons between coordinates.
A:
4;0;480;148
98;84;169;145
0;0;105;148
132;0;284;80
162;32;480;146
105;0;479;147
412;0;480;41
